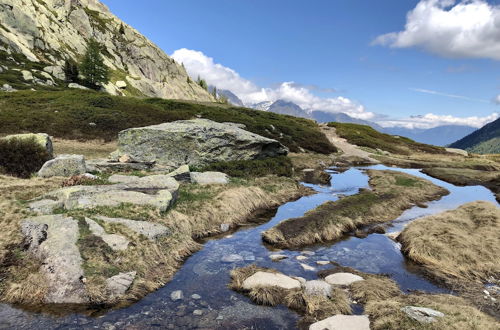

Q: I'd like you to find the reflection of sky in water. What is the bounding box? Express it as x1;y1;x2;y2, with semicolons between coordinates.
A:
0;166;497;329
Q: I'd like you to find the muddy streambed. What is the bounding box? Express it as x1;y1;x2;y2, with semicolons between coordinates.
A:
0;165;498;329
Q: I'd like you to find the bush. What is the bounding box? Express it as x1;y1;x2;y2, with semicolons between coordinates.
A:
197;156;294;178
0;137;51;178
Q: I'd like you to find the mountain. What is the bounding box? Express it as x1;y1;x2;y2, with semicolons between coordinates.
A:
217;89;244;106
312;111;383;130
383;125;476;147
267;100;311;118
449;118;500;154
0;0;213;101
251;101;273;111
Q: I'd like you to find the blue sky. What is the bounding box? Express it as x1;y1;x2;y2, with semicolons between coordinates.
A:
101;0;500;128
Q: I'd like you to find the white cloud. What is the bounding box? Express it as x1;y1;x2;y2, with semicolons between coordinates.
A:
373;0;500;60
171;48;374;119
377;112;499;129
411;88;489;103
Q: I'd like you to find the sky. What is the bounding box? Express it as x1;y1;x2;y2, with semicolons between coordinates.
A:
101;0;500;129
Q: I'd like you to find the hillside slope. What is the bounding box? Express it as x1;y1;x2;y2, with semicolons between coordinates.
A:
449;118;500;154
0;0;213;101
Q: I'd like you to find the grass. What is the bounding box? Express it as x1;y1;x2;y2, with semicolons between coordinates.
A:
328;122;446;155
262;170;449;248
52;139;117;159
195;156;294;178
0;89;335;154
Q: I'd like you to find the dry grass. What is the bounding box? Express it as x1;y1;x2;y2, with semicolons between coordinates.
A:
288;152;335;171
249;286;288;306
399;201;500;284
52;138;116;159
366;293;499;330
262;170;449;248
350;276;401;304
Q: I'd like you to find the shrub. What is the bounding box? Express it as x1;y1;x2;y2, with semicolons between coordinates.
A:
197;156;294;178
0;137;51;178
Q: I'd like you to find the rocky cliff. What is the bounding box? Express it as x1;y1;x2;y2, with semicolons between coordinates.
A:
0;0;214;101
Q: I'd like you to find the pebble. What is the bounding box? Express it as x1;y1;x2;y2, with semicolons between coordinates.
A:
316;260;330;266
269;254;287;261
191;294;201;300
296;255;308;261
300;263;316;271
193;310;203;316
170;290;183;301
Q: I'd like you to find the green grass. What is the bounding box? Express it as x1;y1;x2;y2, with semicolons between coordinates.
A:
394;176;419;187
328;122;446;155
0;89;335;154
196;156;294;178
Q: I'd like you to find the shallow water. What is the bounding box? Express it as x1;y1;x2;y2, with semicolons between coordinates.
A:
1;165;498;329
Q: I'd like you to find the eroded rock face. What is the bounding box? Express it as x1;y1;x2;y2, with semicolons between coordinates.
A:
111;119;288;169
0;0;214;101
38;154;87;178
242;271;301;290
21;215;87;304
309;315;370;330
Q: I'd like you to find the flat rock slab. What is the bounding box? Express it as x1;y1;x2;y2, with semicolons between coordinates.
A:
108;174;179;193
38;154;87;178
401;306;445;323
21;215;87;304
106;271;136;298
85;159;153;173
110;119;288;168
325;272;364;286
242;271;301;290
191;172;229;185
304;280;332;298
97;216;169;241
85;218;129;251
309;315;370;330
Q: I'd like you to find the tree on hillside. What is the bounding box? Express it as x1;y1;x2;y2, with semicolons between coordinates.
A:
79;38;109;90
63;58;79;83
197;76;208;90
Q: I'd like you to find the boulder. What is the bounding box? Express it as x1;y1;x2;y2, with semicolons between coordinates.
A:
115;80;127;89
110;119;288;169
106;271;136;298
166;165;191;182
21;215;87;304
38;154;86;178
21;70;33;81
304;280;332;298
85;218;130;251
309;315;370;330
68;83;89;90
191;172;229;185
97;216;170;241
242;271;301;290
401;306;445;323
4;133;53;158
325;272;364;286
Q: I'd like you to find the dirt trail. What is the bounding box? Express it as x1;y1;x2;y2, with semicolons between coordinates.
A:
320;124;379;164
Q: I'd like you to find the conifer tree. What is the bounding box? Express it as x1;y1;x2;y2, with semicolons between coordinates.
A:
79;38;109;90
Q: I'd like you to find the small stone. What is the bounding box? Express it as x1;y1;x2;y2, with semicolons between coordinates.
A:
171;290;183;301
316;261;330;266
220;223;230;232
116;80;127;89
325;272;364;286
106;271;136;298
269;254;287;262
483;290;490;295
301;250;315;256
193;310;203;316
191;294;201;300
300;263;316;271
296;255;308;261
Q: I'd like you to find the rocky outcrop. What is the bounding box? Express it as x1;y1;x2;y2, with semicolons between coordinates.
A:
111;119;288;169
3;133;53;158
21;215;87;304
38;154;87;178
0;0;214;101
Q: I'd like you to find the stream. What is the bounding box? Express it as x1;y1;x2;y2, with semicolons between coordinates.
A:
0;165;498;329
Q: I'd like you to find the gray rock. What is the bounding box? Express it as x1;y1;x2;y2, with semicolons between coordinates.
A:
21;70;33;81
191;172;229;185
68;83;89;90
309;315;370;330
401;306;445;323
221;254;243;263
106;271;136;298
325;272;364;286
85;218;129;251
3;133;53;158
85;159;154;173
166;165;191;182
21;215;87;304
38;154;86;178
108;174;179;197
193;310;203;316
97;216;169;241
27;199;63;215
111;119;288;169
115;80;127;89
191;294;201;300
304;280;332;298
171;290;183;301
269;254;288;262
220;223;230;232
1;83;16;92
242;271;301;290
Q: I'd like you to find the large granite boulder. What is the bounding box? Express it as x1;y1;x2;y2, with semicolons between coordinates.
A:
110;119;288;169
38;154;87;178
4;133;53;158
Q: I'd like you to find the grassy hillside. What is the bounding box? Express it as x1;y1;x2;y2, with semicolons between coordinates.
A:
449;118;500;154
0;89;336;154
327;122;447;155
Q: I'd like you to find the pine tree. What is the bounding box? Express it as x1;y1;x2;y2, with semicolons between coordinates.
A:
79;38;109;90
212;86;217;99
63;58;79;83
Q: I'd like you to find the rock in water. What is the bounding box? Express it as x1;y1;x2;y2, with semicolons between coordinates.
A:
324;272;364;286
309;315;370;330
111;119;288;169
38;154;87;178
242;271;301;290
21;215;87;304
3;133;53;158
304;280;332;298
401;306;445;323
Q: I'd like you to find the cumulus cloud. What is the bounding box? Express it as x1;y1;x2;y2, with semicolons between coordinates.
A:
373;0;500;60
377;112;499;129
172;48;374;119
